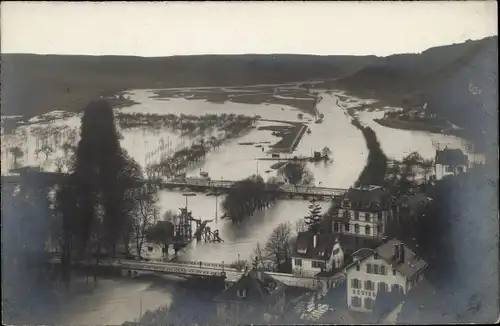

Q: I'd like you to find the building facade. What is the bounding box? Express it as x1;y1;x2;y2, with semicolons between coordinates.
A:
345;239;427;313
332;185;394;242
434;147;469;180
291;231;345;277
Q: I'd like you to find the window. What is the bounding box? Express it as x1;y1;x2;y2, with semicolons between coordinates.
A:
354;211;359;220
356;263;360;271
457;166;464;173
237;289;247;298
379;282;388;292
294;259;302;267
378;212;383;220
355;224;360;234
445;165;453;173
298;246;307;254
343;210;350;219
392;268;397;276
351;278;361;289
312;261;325;269
147;246;153;252
364;298;374;310
377;224;382;235
374;252;379;260
364;280;375;291
392;284;403;294
366;264;373;273
333;222;340;232
380;265;386;275
351;296;362;307
343;200;351;208
344;223;350;232
365;225;371;235
373;264;379;274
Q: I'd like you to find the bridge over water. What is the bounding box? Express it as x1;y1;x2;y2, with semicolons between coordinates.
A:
2;171;348;201
48;257;345;290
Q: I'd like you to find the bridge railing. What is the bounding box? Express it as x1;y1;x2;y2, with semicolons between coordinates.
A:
120;261;228;277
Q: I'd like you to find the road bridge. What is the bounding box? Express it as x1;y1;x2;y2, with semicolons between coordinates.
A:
2;172;348;201
48;257;345;290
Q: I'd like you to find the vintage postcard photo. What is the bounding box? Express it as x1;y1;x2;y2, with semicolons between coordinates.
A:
1;2;498;325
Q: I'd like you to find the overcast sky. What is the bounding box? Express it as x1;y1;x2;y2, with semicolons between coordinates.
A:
1;1;497;57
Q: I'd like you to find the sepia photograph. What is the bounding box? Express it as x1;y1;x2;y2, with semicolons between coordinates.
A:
1;1;498;325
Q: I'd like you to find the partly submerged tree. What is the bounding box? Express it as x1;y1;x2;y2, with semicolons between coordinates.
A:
222;174;275;223
279;162;314;186
130;186;160;258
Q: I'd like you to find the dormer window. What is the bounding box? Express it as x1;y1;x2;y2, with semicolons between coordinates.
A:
298;247;307;254
237;289;247;298
319;251;325;256
343;200;351;208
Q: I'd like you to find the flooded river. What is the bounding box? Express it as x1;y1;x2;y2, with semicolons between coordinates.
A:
2;87;485;324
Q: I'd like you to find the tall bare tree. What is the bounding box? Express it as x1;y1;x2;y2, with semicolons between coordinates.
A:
131;187;159;258
265;222;293;272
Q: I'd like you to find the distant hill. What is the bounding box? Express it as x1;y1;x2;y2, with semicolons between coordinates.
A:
0;54;375;117
333;36;498;155
1;36;497;156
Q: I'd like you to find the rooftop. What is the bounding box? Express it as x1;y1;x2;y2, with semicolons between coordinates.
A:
214;268;286;304
341;185;393;212
435;147;469;166
292;231;340;261
346;239;427;279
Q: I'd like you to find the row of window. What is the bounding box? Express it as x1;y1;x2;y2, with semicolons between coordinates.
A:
293;259;325;269
334;222;382;235
351;296;374;309
445;165;465;173
355;263;396;276
341;210;384;222
350;279;404;293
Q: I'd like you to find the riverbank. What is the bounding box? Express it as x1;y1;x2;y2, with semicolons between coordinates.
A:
374;117;459;134
351;118;388;186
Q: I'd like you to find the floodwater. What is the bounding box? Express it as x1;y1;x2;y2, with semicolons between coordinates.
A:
1;86;487;324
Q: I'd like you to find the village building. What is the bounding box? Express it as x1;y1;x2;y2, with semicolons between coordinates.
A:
213;266;287;324
330;185;395;253
291;231;346;277
344;239;427;314
434;147;469;180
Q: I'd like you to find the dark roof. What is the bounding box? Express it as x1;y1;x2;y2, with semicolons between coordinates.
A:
341;185;393;212
292;231;339;260
345;239;427;278
435;148;468;165
213;268;286;304
334;233;381;254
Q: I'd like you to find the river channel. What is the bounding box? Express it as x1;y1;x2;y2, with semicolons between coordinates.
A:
2;87;482;325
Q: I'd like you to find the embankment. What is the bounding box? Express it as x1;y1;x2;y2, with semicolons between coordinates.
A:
351;118;388;186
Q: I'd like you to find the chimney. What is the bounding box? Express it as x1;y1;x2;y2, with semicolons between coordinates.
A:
398;244;405;263
313;235;317;248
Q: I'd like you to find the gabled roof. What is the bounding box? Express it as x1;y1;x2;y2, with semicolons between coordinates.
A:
345;239;427;278
292;231;339;261
435;148;468;165
214;268;286;304
341;185;393;212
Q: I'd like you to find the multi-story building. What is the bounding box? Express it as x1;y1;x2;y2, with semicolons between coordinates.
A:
291;231;345;276
434;147;469;180
344;239;427;313
331;185;394;251
214;266;287;324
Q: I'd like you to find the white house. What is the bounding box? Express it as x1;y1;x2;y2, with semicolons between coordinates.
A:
332;185;394;242
434;147;469;180
291;231;345;277
344;239;427;313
